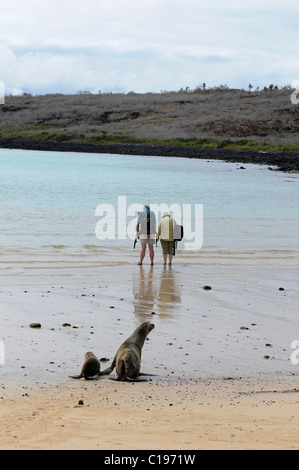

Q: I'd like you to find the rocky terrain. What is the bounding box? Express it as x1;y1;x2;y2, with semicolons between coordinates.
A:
0;87;299;171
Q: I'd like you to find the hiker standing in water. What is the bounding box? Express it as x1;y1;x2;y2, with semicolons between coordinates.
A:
157;212;177;266
136;205;157;266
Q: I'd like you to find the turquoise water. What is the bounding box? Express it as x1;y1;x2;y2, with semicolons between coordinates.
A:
0;148;298;270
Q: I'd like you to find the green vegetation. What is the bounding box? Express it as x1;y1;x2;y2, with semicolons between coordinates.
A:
1;125;299;153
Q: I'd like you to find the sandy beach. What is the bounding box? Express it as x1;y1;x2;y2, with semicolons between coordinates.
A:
1;262;299;450
1;376;299;451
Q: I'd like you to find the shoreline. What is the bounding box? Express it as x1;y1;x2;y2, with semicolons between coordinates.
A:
1;138;299;172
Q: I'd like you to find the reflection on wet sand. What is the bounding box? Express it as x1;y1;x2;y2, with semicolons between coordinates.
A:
133;266;181;321
157;266;181;317
133;266;156;321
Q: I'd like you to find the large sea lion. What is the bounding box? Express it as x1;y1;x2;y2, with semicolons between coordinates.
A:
106;322;155;381
70;352;111;380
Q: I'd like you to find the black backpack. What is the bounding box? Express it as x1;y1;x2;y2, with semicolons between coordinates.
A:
173;224;184;242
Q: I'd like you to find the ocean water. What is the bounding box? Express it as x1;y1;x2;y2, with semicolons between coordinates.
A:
0;148;298;272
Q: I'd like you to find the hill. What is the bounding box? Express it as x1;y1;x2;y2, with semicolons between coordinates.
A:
0;87;299;171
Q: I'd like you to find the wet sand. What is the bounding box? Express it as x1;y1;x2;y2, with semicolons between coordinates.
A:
1;262;299;449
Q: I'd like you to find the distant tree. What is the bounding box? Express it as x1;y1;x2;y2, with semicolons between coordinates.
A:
269;84;274;92
248;83;253;97
194;83;206;93
217;84;229;91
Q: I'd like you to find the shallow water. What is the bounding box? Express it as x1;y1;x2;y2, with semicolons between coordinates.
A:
0;149;298;272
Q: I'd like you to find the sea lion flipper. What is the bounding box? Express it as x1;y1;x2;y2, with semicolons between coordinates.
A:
100;357;116;376
69;375;83;380
99;366;114;376
139;372;157;377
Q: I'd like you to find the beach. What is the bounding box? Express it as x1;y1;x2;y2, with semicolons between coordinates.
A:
1;263;299;450
2;376;299;450
0;149;298;450
2;0;299;451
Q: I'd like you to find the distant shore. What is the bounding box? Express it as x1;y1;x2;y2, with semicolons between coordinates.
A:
1;138;299;172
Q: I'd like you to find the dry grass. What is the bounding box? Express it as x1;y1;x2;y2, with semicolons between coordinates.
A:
0;87;298;148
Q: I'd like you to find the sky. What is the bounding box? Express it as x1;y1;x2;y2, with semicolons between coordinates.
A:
0;0;299;95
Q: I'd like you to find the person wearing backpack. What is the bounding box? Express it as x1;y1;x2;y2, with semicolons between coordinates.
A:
136;205;157;266
157;212;177;266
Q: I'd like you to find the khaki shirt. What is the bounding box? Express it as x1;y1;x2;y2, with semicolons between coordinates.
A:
158;216;176;241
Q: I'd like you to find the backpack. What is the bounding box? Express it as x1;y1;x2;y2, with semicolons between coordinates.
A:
139;210;152;235
173;224;184;242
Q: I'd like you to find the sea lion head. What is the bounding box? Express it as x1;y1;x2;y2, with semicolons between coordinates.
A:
140;322;155;336
84;352;96;359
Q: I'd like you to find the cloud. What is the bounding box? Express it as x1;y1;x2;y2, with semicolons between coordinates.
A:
0;0;298;94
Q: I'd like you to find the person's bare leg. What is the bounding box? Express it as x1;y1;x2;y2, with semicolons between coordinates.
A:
149;244;155;265
139;244;146;264
163;254;167;265
168;254;173;265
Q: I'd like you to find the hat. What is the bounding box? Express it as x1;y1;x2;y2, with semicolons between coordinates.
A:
162;212;170;218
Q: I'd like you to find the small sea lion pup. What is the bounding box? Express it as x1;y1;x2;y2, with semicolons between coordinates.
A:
107;322;155;381
70;352;111;380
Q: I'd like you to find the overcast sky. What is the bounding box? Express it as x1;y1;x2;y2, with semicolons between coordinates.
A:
0;0;298;95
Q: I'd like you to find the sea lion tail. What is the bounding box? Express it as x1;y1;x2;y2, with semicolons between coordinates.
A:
118;359;130;380
120;360;126;379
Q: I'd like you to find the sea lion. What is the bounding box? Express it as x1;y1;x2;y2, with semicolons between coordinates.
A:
106;322;155;382
70;352;111;380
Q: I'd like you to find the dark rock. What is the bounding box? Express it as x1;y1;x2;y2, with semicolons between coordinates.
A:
0;139;298;172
